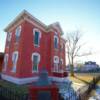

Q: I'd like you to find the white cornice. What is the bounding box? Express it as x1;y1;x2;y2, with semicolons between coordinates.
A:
4;10;64;35
6;18;24;32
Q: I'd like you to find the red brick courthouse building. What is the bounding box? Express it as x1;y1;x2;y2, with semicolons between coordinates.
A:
0;53;4;73
2;10;67;84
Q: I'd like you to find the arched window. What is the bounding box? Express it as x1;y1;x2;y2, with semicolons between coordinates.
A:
11;51;18;72
60;58;63;65
3;54;9;71
31;52;40;72
7;32;12;47
7;32;12;42
53;56;59;72
33;28;41;47
15;25;21;42
54;35;59;49
61;42;64;50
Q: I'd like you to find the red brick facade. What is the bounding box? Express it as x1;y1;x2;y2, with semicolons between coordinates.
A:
2;10;67;84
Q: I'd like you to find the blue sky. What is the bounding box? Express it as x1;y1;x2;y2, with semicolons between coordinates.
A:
0;0;100;64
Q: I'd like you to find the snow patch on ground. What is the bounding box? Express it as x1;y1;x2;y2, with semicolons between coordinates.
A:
56;79;79;100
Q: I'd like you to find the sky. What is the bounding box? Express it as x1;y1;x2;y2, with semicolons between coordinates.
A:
0;0;100;65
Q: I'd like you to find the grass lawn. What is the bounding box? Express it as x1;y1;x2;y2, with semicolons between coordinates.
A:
68;74;94;91
89;90;96;96
97;80;100;86
69;73;94;84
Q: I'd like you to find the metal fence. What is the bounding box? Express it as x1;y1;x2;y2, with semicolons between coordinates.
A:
0;75;99;100
77;75;100;100
0;85;29;100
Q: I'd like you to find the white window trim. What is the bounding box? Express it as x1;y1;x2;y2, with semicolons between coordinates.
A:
33;28;41;47
31;52;40;73
55;32;58;35
53;56;59;63
53;56;59;72
3;54;9;71
11;51;18;73
54;35;59;48
53;63;59;72
15;25;21;37
61;42;64;50
7;32;12;42
60;58;63;65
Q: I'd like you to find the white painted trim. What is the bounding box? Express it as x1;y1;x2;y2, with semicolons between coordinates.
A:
33;28;41;47
54;35;59;43
1;74;70;84
4;10;63;35
31;52;40;62
33;28;41;38
15;25;21;37
54;35;59;49
50;76;70;82
1;74;38;84
7;32;12;41
3;54;9;71
54;56;59;63
31;52;40;73
60;58;63;65
11;51;18;73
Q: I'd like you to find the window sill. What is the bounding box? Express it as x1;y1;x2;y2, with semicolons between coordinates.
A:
54;48;59;51
32;71;38;73
11;70;16;73
34;44;40;48
14;42;19;45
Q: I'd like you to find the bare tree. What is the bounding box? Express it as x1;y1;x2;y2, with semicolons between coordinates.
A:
66;31;91;76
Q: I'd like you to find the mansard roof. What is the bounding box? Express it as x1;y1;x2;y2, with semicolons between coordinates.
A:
4;10;64;35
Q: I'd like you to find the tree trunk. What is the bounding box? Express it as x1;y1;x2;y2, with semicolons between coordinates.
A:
70;64;74;76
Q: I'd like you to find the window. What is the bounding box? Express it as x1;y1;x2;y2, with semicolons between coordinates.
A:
54;63;59;72
7;32;12;47
33;28;41;47
12;51;18;72
15;26;21;42
54;35;59;49
60;58;63;65
32;52;40;72
53;56;59;72
33;55;38;71
7;32;12;42
3;54;9;71
60;43;64;50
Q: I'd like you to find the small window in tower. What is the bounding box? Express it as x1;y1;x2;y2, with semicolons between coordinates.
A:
54;35;59;49
15;26;21;43
33;55;38;71
53;56;59;72
34;31;39;45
